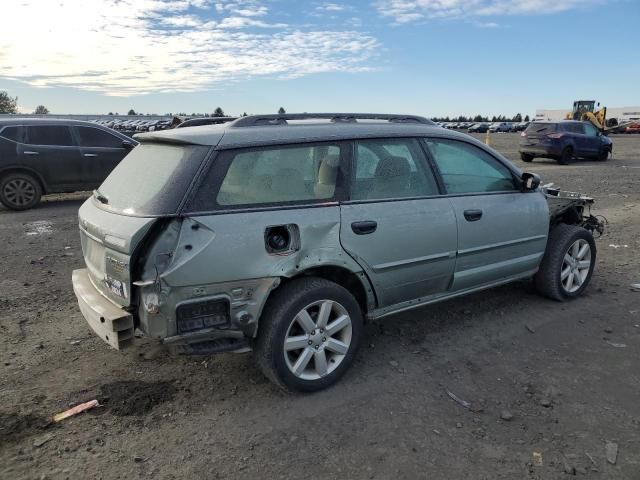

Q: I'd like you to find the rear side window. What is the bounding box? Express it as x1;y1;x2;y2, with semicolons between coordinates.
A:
27;126;74;146
562;123;584;134
352;138;439;200
76;126;123;148
0;126;27;143
215;144;342;206
525;123;557;135
426;139;517;194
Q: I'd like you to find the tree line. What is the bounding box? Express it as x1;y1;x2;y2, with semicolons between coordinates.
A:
431;113;530;123
2;90;532;123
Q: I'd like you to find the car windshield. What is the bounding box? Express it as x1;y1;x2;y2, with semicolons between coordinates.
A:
96;143;210;216
525;123;557;134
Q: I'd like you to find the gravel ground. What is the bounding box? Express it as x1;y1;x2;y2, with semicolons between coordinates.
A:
1;133;639;479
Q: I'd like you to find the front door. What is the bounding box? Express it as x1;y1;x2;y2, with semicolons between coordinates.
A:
582;123;602;157
425;138;549;291
339;138;457;307
74;126;129;187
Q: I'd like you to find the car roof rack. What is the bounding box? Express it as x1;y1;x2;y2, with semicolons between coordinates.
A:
231;113;434;127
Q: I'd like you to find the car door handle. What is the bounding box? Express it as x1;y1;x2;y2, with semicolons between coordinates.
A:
83;153;98;157
24;151;39;155
351;221;377;235
463;209;483;222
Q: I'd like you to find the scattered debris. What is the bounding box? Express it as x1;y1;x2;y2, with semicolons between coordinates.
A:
606;341;627;348
53;400;99;423
525;324;536;334
532;451;543;466
500;409;514;421
608;244;628;249
30;257;46;265
388;360;399;368
604;327;613;334
69;340;81;346
33;433;55;447
585;452;597;465
133;455;147;463
539;398;552;408
562;456;576;475
445;388;484;412
631;284;640;292
24;221;53;236
605;441;618;465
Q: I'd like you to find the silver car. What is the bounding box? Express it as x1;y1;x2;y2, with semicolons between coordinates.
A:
72;113;603;392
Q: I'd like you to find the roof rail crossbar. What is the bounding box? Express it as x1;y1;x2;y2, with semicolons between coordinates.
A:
231;113;434;127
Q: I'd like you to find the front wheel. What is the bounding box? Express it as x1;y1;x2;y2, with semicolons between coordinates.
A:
597;147;610;161
534;224;596;301
520;153;534;162
254;277;363;392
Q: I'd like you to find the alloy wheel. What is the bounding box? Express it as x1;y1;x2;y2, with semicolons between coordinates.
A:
561;239;591;293
283;299;352;380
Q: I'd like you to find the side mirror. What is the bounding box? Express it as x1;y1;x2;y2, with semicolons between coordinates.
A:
521;172;541;191
122;140;134;149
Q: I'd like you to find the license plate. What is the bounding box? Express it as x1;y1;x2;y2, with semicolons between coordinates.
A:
105;276;127;298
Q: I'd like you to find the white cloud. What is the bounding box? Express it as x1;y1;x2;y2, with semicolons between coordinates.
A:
0;0;378;96
376;0;606;23
316;3;348;12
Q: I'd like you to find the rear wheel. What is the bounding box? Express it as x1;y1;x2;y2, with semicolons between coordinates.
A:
520;153;534;162
254;277;363;392
0;173;42;210
534;224;596;301
558;146;573;165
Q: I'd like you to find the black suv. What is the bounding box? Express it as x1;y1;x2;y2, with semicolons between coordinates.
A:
0;119;136;210
519;121;612;165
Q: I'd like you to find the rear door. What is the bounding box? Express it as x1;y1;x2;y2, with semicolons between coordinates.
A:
339;138;457;307
24;125;83;189
425;138;548;291
74;125;130;186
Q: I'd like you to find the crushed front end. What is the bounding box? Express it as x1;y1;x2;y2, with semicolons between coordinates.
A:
544;187;606;235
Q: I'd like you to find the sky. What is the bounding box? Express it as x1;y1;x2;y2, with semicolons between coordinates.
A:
0;0;638;117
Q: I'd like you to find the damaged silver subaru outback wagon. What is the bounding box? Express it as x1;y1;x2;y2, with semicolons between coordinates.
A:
72;113;604;392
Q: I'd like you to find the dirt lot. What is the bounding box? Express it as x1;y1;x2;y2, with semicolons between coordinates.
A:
1;133;639;479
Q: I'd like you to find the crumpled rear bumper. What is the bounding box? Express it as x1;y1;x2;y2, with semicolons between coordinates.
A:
72;268;135;350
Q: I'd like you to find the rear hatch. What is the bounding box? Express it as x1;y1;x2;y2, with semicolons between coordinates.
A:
522;123;557;144
79;142;212;307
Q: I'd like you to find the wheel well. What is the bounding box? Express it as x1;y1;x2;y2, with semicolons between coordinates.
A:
283;266;373;314
0;168;47;193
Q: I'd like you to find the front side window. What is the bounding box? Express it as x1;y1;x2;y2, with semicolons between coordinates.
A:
583;123;599;137
352;138;438;200
76;126;123;148
216;144;342;206
27;126;74;146
426;139;517;194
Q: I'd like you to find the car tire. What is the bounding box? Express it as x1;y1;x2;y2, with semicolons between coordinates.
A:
254;277;363;392
558;146;573;165
0;172;43;211
534;224;596;301
520;153;534;162
597;147;610;161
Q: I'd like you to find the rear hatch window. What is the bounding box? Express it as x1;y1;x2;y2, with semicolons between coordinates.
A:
524;123;557;135
96;143;210;216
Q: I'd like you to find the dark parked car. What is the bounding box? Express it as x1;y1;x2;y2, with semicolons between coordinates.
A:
0;119;136;210
468;123;490;133
519;121;612;165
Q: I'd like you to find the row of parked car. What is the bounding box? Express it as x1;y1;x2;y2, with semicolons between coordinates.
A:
90;118;173;134
436;121;531;133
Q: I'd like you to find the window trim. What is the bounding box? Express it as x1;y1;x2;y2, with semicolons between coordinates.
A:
183;140;351;214
422;136;522;196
